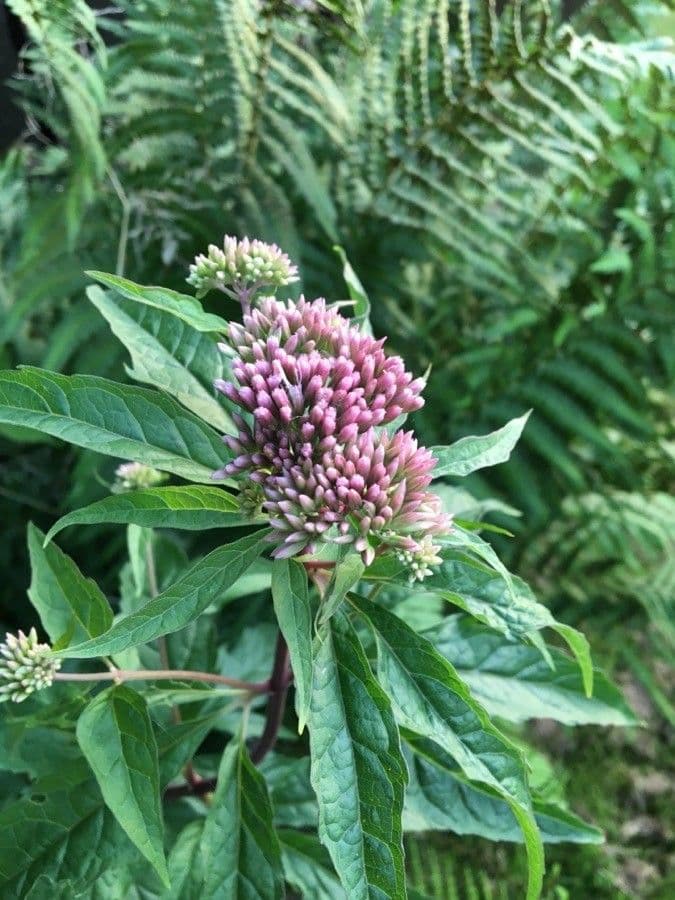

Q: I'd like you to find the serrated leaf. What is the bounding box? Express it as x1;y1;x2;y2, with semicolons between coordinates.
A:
76;685;168;885
404;738;603;845
87;285;234;433
56;529;270;658
45;485;258;544
430;412;531;478
308;611;407;900
425;554;556;639
317;552;365;624
86;271;229;333
27;523;113;645
426;616;636;726
164;821;205;900
272;559;313;733
0;368;228;483
198;740;284;899
349;593;543;900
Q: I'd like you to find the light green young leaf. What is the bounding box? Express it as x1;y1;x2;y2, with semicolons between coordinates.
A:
430;412;531;478
0;368;228;483
86;271;230;333
317;552;365;625
308;610;407;900
349;593;543;900
272;559;313;733
404;738;603;845
76;685;168;885
87;286;235;433
199;740;284;899
56;529;270;658
45;485;258;544
427;616;636;726
27;523;113;645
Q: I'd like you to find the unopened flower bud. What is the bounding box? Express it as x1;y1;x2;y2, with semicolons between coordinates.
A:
0;628;61;703
186;235;299;299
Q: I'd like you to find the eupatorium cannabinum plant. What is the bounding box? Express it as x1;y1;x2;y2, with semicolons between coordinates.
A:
0;237;636;899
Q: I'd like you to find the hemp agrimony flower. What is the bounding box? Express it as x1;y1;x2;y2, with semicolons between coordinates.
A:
0;628;61;703
211;259;449;577
187;235;299;303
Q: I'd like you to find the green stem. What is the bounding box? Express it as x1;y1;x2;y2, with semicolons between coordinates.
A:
53;669;269;693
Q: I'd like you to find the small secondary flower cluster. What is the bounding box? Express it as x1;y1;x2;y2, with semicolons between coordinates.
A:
201;239;450;576
112;461;167;493
187;235;299;302
0;629;61;703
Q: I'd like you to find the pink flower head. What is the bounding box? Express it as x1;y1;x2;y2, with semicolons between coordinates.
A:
215;296;425;478
213;291;448;574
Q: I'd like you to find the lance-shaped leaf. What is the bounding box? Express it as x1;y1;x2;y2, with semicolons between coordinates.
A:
86;271;229;333
317;552;365;625
426;616;636;726
425;554;593;691
430;412;530;478
27;523;113;646
76;685;168;885
349;593;543;900
44;485;259;544
55;529;270;658
272;559;313;732
0;716;211;897
403;737;603;845
198;739;284;899
88;286;235;433
308;611;407;900
0;368;228;483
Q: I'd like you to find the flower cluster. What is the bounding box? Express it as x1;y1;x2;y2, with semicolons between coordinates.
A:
213;280;449;575
187;235;299;301
112;461;168;493
0;629;61;703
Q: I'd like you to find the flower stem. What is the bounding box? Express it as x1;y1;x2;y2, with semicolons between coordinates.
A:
53;669;269;693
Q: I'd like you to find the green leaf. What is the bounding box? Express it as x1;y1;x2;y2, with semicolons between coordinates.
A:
0;777;139;898
76;685;168;885
27;523;113;645
333;245;372;333
0;368;228;483
262;755;317;829
164;821;205;900
198;740;284;899
308;610;407;900
349;593;543;900
404;738;603;845
317;552;365;625
430;412;531;478
56;529;270;658
86;271;229;333
280;830;347;900
87;286;235;434
272;559;313;733
425;555;556;639
0;717;207;897
426;616;636;726
44;485;258;544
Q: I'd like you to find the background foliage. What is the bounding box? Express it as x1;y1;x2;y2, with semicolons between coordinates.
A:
1;0;673;897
